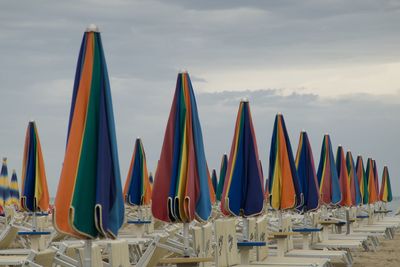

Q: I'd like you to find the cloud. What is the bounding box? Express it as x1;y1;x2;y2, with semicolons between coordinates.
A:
0;1;399;196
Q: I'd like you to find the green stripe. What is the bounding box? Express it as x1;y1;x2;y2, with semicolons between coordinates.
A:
71;35;101;237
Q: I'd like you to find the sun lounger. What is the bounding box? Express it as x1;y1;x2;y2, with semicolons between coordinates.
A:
0;248;55;267
214;218;330;267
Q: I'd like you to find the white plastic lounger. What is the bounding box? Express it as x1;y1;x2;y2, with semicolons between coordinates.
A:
0;248;55;267
214;218;331;267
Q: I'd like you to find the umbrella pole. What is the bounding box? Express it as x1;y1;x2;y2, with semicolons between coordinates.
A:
138;207;142;221
243;217;249;240
83;239;92;267
278;210;283;231
32;211;37;231
183;222;190;257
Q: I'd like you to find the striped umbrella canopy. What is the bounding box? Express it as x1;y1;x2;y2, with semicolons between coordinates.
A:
151;71;213;223
317;134;341;206
346;152;362;206
379;166;393;203
20;121;50;212
54;25;124;239
295;131;319;212
356;156;368;204
216;154;228;201
123;138;152;206
268;114;303;210
372;160;380;198
211;169;218;194
365;158;379;204
335;146;352;207
220;99;264;216
0;158;11;209
9;170;20;208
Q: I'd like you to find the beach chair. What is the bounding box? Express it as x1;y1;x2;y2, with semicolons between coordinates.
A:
192;222;213;267
310;213;364;252
0;248;55;267
281;218;353;266
0;221;19;249
214;218;330;267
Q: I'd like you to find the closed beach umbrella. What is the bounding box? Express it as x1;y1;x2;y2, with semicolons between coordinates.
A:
0;158;11;209
336;146;352;207
221;99;264;216
346;152;362;206
124;138;152;206
216;154;228;201
295;131;319;212
356;155;368;204
211;169;218;194
379;166;392;203
54;25;124;239
268;114;303;210
365;158;378;204
151;71;212;223
20;121;49;212
372;160;380;198
9;170;20;209
317;134;341;205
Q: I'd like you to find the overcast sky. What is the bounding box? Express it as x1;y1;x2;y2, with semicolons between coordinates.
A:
0;0;399;197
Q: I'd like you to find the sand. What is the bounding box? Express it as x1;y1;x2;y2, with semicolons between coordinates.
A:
352;230;400;267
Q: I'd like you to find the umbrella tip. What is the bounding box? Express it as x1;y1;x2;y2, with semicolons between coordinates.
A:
301;129;306;133
179;69;188;74
2;157;6;162
86;24;99;32
241;97;249;103
277;112;282;115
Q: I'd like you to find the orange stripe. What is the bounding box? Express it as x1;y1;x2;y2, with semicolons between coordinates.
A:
54;33;94;238
277;117;296;209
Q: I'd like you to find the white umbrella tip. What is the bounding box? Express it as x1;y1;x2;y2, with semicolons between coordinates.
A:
277;112;282;115
301;129;306;133
86;24;99;32
241;97;249;103
179;69;188;74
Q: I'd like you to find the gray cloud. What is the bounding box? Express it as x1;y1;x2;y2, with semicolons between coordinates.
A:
0;1;399;197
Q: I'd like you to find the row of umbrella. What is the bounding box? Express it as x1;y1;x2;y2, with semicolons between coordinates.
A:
2;26;391;266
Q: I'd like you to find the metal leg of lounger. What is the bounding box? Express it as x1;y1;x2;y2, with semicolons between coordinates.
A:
136;236;160;267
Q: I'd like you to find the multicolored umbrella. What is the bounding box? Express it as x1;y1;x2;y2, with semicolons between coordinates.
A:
220;99;264;216
317;134;341;205
356;155;368;204
268;114;303;210
365;158;378;204
216;154;228;201
346;151;362;206
123;138;152;206
0;158;11;209
9;170;20;208
335;146;352;207
211;169;218;194
54;25;124;239
295;131;319;212
379;166;392;203
372;160;380;198
20;121;50;212
151;71;213;223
